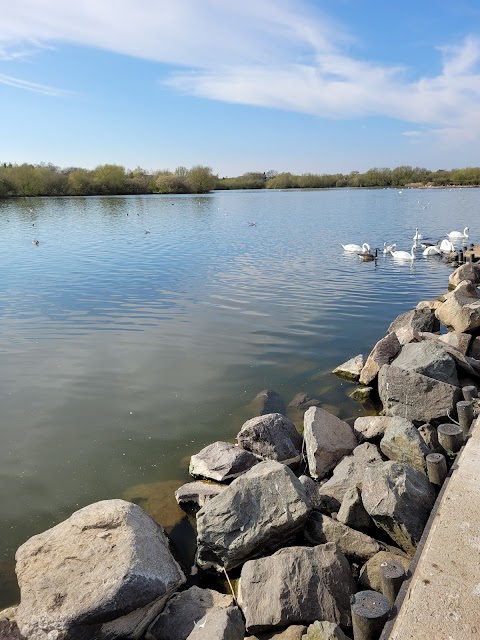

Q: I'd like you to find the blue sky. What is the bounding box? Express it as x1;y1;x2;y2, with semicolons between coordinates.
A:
1;0;480;176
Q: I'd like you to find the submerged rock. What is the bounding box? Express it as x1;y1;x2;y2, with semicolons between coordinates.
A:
237;413;303;466
249;389;286;416
123;480;185;532
189;441;259;483
175;480;226;512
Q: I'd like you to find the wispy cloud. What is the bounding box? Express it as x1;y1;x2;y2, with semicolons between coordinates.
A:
0;73;75;97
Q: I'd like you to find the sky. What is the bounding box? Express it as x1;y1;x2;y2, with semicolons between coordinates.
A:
1;0;480;176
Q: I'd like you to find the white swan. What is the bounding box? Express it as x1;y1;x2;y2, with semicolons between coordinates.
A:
439;239;455;253
390;245;416;260
342;242;369;253
423;245;441;256
413;228;423;241
383;242;396;254
447;226;469;239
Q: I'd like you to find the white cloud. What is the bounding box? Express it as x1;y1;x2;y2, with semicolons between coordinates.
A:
1;0;480;142
0;73;75;97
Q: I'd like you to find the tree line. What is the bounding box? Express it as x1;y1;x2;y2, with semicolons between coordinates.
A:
1;162;480;198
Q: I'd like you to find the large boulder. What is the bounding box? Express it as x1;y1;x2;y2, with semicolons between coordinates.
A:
359;333;401;385
378;364;462;423
380;418;431;473
249;389;286;416
189;441;259;483
303;407;358;480
175;480;226;512
146;586;233;640
238;544;356;632
318;443;383;506
448;262;480;288
15;500;186;640
186;606;245;640
391;341;459;386
358;551;410;592
362;462;436;554
332;355;364;382
387;308;440;337
237;413;303;466
435;280;480;333
417;331;471;356
195;461;310;571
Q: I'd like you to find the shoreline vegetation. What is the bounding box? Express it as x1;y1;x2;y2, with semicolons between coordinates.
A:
1;162;480;198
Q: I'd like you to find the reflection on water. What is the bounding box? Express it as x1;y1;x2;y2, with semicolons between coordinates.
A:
1;188;478;605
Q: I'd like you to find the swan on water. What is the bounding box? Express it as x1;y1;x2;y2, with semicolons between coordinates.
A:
447;226;469;239
390;245;416;260
413;228;423;241
383;242;396;254
439;239;456;253
342;242;369;253
423;245;441;256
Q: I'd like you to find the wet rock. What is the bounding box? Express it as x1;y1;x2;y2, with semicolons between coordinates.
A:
250;390;286;416
333;355;364;382
391;341;459;386
387;308;440;337
378;364;462;423
196;461;310;571
318;443;383;505
435;280;480;333
237;413;303;466
337;486;371;530
353;416;392;442
189;441;259;483
359;332;401;385
238;544;355;632
349;386;372;401
175;480;226;512
305;512;386;562
358;551;411;592
298;476;338;515
146;586;233;640
303;407;358;480
362;461;436;554
15;500;186;640
448;262;480;287
380;417;431;474
186;606;245;640
123;480;185;532
288;393;322;411
302;620;350;640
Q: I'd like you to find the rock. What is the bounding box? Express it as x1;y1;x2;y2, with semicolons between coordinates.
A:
288;393;322;411
303;407;358;480
15;500;186;640
332;355;364;382
378;364;462;423
416;300;441;311
362;462;436;554
353;416;392;442
337;486;371;530
359;333;401;385
250;389;286;416
245;625;306;640
435;280;480;333
175;480;226;512
379;417;431;474
305;512;386;562
467;336;480;360
189;441;259;483
146;586;233;640
186;606;245;640
349;386;372;401
302;620;350;640
123;480;185;532
196;461;310;571
417;331;472;356
387;308;440;336
358;551;411;592
448;262;480;287
318;443;383;505
238;544;356;632
298;476;339;515
0;608;23;640
417;423;444;454
237;413;303;466
391;341;459;386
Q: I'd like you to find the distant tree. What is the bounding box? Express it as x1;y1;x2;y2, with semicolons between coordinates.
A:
68;168;96;195
185;165;216;193
92;164;128;194
154;174;189;194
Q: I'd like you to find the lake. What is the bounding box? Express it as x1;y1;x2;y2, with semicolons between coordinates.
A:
0;187;477;606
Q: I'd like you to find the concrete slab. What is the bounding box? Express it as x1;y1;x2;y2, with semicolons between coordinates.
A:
386;417;480;639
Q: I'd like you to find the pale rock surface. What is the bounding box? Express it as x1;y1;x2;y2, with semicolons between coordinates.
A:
303;407;358;480
332;355;364;382
186;606;245;640
15;500;186;640
391;341;459;386
337;485;371;530
358;551;411;592
387;308;440;336
359;332;401;385
238;544;355;632
302;620;350;640
175;480;226;512
416;300;441;311
380;418;431;474
448;262;480;287
435;280;480;333
237;413;303;466
353;416;392;442
189;441;259;483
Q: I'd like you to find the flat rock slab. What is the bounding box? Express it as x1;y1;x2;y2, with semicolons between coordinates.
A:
359;332;401;385
196;461;310;571
238;544;356;632
237;413;303;465
189;441;259;482
332;355;364;382
15;500;186;640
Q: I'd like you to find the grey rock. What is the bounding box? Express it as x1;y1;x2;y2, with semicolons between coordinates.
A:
298;476;339;515
0;608;23;640
391;341;459;386
250;389;286;416
318;443;383;505
448;262;480;287
468;336;480;360
349;386;372;401
333;355;365;382
387;308;440;336
245;625;307;640
15;500;185;640
186;606;245;640
175;481;226;512
358;551;411;592
190;442;259;483
196;461;310;571
146;586;233;640
362;461;436;554
337;486;371;530
237;413;303;466
380;417;431;474
303;407;358;480
288;393;322;411
305;512;386;562
378;364;462;423
417;423;444;454
302;620;350;640
416;300;441;311
238;544;356;632
353;416;392;442
435;280;480;333
359;332;401;385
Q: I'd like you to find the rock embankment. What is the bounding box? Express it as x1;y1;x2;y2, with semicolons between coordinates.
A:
3;261;480;639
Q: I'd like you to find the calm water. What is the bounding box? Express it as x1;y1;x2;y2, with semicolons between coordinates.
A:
0;188;478;605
